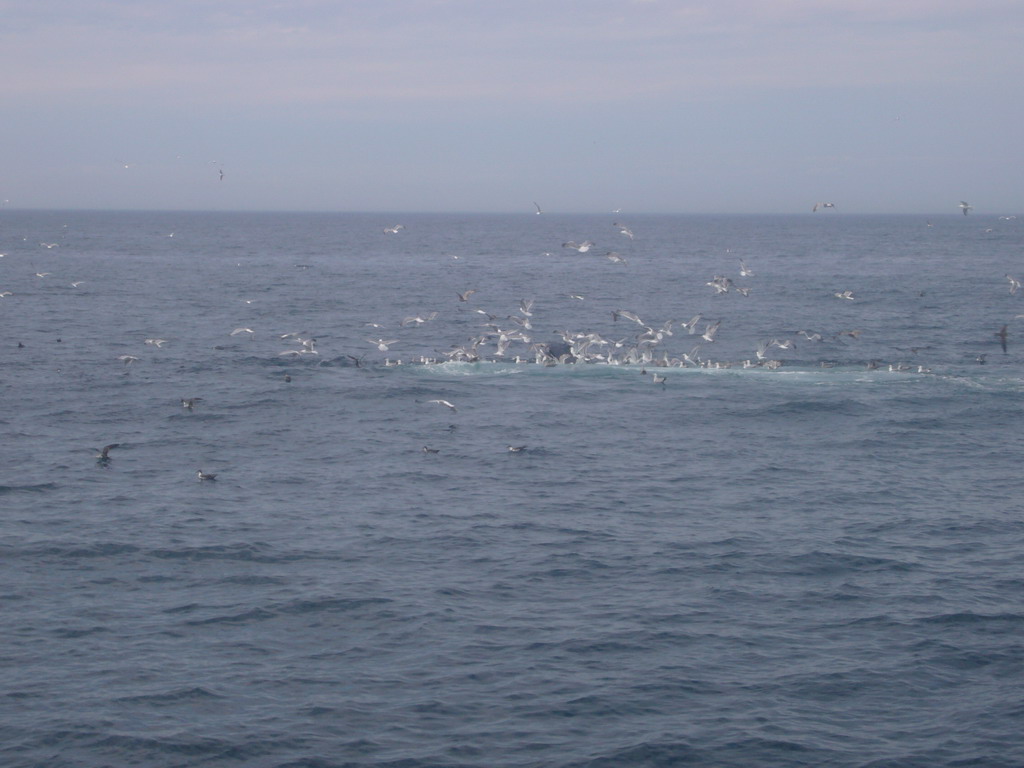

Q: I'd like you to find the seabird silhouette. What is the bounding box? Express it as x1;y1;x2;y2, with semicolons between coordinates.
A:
93;444;120;462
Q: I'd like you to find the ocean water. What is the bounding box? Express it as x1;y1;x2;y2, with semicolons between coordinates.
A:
1;210;1023;767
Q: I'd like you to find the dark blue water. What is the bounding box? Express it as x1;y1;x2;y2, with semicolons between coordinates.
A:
2;210;1023;767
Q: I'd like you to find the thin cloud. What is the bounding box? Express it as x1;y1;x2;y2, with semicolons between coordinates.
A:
3;1;1022;108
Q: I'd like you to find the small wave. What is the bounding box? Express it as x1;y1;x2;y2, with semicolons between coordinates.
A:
147;542;277;562
0;482;58;494
50;625;111;639
184;607;278;626
914;611;1024;626
769;550;918;576
276;595;392;616
114;686;226;705
23;542;141;559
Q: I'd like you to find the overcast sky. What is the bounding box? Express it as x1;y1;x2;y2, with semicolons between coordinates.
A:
3;0;1022;214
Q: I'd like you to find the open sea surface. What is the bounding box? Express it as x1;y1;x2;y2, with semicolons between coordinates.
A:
2;210;1023;767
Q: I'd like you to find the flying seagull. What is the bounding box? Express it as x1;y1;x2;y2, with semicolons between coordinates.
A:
533;202;543;215
368;338;398;352
960;201;973;216
997;324;1008;354
562;240;595;253
427;399;457;413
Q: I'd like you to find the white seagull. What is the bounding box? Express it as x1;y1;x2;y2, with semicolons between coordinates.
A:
562;240;595;253
427;399;457;413
369;338;398;352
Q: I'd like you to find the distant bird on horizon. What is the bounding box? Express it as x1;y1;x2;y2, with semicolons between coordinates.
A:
960;201;973;215
813;202;836;212
533;202;543;215
383;224;405;234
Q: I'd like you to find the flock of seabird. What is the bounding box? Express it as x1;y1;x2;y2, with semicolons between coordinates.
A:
4;201;1015;470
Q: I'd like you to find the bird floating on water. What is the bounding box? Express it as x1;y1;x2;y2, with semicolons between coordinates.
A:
197;469;217;481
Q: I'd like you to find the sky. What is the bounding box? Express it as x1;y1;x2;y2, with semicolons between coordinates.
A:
2;0;1023;214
